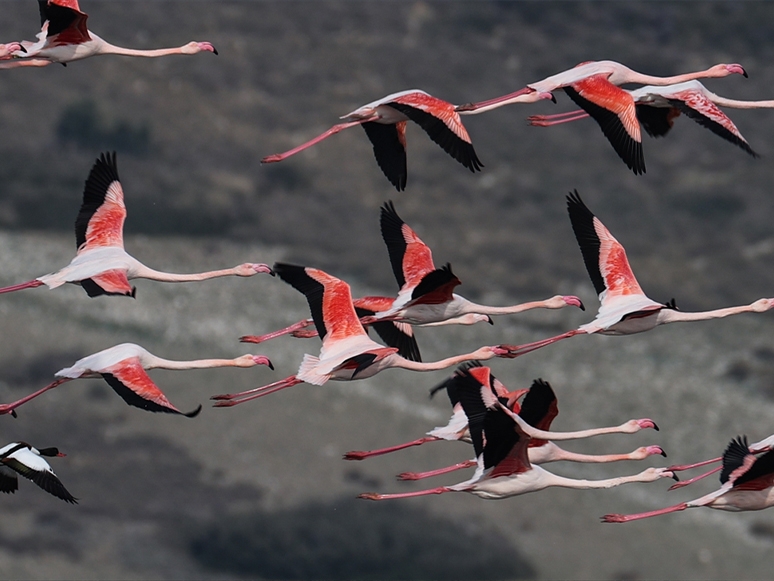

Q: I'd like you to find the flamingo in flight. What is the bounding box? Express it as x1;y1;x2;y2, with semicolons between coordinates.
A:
0;343;273;418
345;363;663;477
212;264;510;406
0;442;76;503
358;369;675;502
241;201;579;357
527;80;763;162
499;191;774;359
666;433;774;491
0;152;273;298
603;436;774;522
261;90;483;191
0;0;216;70
455;60;747;174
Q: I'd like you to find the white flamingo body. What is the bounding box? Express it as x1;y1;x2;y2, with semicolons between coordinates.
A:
11;1;216;67
603;437;774;522
500;192;774;358
0;153;272;298
0;343;272;418
212;264;508;406
359;373;673;501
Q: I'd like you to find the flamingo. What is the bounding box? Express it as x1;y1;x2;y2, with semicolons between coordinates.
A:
2;0;216;69
527;80;764;161
0;442;76;503
0;152;273;298
261;90;483;191
455;60;747;174
362;201;584;326
602;436;774;522
499;191;774;359
344;364;663;473
211;264;510;406
243;200;572;357
666;433;774;490
0;343;273;418
358;370;675;501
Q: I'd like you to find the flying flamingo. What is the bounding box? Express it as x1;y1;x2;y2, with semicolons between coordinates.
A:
527;80;764;160
212;264;510;406
362;201;584;326
602;436;774;522
0;343;273;418
358;371;675;501
344;364;663;473
1;0;216;69
0;442;76;503
0;152;273;298
666;433;774;490
261;90;483;191
499;191;774;359
241;200;576;356
455;60;747;174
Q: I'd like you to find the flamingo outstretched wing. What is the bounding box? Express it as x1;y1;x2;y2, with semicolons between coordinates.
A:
75;152;126;252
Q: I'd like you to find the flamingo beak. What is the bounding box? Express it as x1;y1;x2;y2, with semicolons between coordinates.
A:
487;316;494;325
252;355;274;370
11;410;17;419
728;64;748;78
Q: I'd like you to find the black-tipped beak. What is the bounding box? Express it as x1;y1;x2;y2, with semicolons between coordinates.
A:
18;45;26;53
550;94;557;104
11;410;17;419
487;316;494;325
267;361;275;370
671;472;680;482
213;47;219;56
578;300;585;311
660;449;667;458
652;422;660;432
743;68;748;78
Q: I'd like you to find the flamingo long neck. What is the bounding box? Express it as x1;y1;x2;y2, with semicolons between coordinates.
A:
92;40;190;58
706;95;774;109
395;349;492;372
458;298;553;316
540;469;659;490
542;445;642;464
133;264;243;283
659;303;758;324
146;356;244;371
503;408;633;442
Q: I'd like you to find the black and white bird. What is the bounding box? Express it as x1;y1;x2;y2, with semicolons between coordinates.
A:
0;442;77;503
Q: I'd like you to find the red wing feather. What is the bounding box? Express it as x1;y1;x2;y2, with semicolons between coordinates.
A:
593;217;644;297
103;357;188;414
88;270;133;295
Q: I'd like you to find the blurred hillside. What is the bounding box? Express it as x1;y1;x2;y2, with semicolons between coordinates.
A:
1;2;774;580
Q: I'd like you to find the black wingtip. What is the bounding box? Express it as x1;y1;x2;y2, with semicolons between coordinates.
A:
183;404;203;418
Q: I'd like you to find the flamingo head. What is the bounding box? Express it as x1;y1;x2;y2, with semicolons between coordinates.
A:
237;263;275;276
244;355;274;369
751;298;774;312
711;63;747;78
182;41;218;55
634;418;659;432
0;42;24;59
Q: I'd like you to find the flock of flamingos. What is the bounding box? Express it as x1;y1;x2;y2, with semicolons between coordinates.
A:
0;0;773;527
